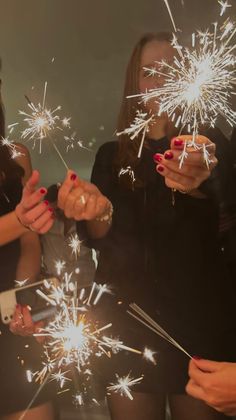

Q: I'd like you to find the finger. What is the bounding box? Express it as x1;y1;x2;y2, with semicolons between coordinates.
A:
57;170;79;210
30;207;54;232
163;149;217;168
186;379;206;401
38;217;55;234
9;304;23;333
191;358;223;373
72;193;90;220
161;158;210;181
22;200;50;225
21;187;48;211
22;305;35;333
62;187;85;218
188;360;212;386
156;164;197;190
22;170;40;199
81;194;97;220
171;135;215;151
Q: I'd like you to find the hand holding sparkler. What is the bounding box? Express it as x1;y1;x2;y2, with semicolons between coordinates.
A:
153;135;217;194
15;170;54;233
58;170;113;223
186;358;236;416
10;304;45;343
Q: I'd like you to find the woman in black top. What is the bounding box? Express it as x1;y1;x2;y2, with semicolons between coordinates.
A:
0;79;55;418
88;33;236;420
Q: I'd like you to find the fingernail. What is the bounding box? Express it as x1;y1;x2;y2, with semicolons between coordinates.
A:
40;188;47;194
48;207;54;213
16;304;21;310
70;173;77;181
192;355;202;360
44;200;49;206
164;151;174;160
153;153;163;163
157;165;165;173
173;138;183;146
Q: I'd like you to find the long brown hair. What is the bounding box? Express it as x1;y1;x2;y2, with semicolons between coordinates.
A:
115;32;174;174
0;68;24;183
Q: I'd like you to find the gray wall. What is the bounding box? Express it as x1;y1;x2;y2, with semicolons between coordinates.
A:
0;0;234;185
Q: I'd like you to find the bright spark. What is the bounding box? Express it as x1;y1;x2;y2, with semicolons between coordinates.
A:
107;373;143;400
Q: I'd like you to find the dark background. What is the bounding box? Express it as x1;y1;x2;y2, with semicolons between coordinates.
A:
0;0;235;184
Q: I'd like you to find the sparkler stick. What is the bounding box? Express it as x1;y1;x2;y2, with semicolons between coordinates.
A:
128;303;191;359
163;0;177;32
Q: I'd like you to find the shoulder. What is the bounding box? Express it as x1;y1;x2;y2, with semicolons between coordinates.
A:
95;141;118;162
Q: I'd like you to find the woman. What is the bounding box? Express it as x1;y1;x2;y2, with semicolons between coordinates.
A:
0;79;55;419
83;33;236;420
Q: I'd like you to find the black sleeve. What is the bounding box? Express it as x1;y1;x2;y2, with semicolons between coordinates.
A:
90;141;117;200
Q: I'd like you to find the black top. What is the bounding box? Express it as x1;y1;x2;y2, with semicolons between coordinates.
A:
91;128;236;348
0;176;22;292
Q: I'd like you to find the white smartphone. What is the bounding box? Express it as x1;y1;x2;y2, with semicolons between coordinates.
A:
0;278;58;324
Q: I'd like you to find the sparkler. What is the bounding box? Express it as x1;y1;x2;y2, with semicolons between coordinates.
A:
129;18;236;167
128;303;191;359
19;82;89;170
68;233;83;259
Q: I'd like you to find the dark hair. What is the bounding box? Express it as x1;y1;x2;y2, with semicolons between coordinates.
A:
114;32;176;184
0;74;24;183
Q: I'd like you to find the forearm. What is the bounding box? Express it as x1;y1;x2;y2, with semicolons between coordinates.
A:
86;219;111;239
0;211;28;246
16;232;41;282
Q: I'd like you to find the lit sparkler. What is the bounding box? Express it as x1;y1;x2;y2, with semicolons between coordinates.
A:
129;18;236;166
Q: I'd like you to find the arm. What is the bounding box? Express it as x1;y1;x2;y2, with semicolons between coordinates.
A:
15;144;41;281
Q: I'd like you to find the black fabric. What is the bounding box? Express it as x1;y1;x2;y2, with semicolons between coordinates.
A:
0;175;54;415
91;129;236;393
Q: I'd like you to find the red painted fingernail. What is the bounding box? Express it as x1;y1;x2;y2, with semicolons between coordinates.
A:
70;173;77;181
16;304;21;309
173;138;183;146
44;200;49;206
48;207;54;213
153;153;163;163
40;188;47;194
192;355;202;360
164;151;174;160
157;165;165;173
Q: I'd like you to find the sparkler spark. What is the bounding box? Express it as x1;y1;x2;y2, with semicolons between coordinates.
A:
107;373;144;400
1;137;24;160
218;0;232;16
68;234;83;259
143;347;157;365
54;259;66;276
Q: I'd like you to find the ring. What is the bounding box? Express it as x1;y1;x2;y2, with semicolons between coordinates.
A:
80;195;86;205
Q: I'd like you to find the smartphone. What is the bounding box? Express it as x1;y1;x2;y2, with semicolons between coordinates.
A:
0;278;58;324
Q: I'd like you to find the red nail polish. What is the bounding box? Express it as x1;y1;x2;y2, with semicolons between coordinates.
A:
40;188;46;194
164;151;174;160
48;207;54;213
70;173;77;181
192;355;202;360
44;200;49;206
173;138;183;146
153;153;163;163
16;304;21;310
157;165;165;173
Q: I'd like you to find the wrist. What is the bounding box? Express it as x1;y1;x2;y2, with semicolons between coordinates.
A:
14;209;30;232
95;201;113;225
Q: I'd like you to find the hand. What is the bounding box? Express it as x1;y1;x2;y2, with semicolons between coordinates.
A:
10;304;45;344
186;358;236;416
154;135;217;193
58;170;112;221
15;170;54;234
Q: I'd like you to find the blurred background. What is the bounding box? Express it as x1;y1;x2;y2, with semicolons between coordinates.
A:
0;0;235;186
